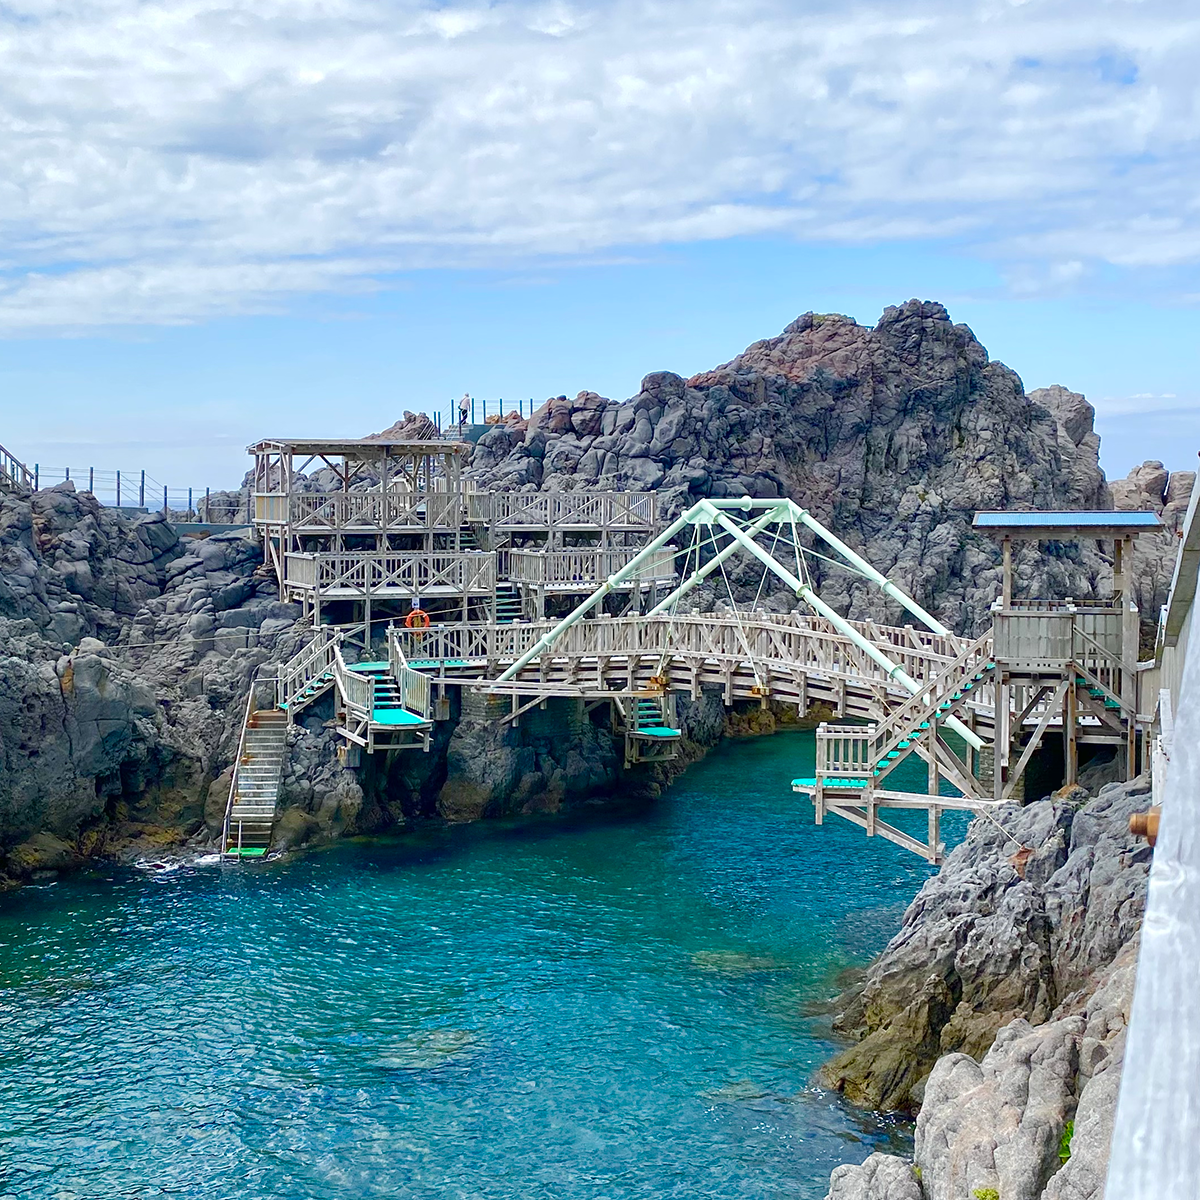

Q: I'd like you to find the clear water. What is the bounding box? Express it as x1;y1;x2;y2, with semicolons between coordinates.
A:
0;731;962;1200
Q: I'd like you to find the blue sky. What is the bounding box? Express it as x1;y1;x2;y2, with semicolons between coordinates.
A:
0;0;1197;492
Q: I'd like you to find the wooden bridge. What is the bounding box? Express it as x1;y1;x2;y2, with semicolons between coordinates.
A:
234;435;1160;865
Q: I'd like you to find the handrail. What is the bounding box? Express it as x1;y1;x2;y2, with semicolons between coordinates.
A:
0;442;34;492
504;547;677;585
222;682;259;853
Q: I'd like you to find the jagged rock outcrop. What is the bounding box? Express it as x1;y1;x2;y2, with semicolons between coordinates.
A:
470;302;1118;634
1109;457;1196;649
825;1152;923;1200
820;778;1150;1114
820;776;1149;1200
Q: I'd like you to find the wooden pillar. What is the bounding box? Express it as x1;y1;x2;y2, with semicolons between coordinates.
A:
1002;537;1013;607
1113;536;1124;600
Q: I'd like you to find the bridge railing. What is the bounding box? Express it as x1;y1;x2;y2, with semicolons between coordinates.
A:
388;612;965;693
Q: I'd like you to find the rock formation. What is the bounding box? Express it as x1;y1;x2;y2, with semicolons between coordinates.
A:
469;302;1127;634
819;775;1150;1200
1;300;1188;887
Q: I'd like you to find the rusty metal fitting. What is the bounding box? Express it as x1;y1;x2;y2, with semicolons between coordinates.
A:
1129;806;1161;847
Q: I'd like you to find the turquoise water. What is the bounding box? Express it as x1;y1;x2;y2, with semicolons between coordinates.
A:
0;731;960;1200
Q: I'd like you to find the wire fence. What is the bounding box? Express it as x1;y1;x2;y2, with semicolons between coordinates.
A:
21;463;245;522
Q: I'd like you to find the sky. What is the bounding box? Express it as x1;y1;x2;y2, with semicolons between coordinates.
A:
0;0;1197;493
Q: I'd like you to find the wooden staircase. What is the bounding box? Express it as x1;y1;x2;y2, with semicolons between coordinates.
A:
495;583;523;623
223;701;289;859
0;443;34;493
616;692;682;766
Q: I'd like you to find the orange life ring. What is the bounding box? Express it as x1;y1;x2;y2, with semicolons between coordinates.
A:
405;608;431;630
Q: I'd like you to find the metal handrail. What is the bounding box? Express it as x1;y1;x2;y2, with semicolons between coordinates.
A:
0;442;34;492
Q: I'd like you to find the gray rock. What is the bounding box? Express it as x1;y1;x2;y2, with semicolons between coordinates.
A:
915;1015;1082;1200
824;1153;922;1200
821;778;1150;1113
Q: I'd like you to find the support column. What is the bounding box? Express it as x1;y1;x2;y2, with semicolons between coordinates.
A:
995;673;1009;802
1002;537;1013;608
1065;676;1078;785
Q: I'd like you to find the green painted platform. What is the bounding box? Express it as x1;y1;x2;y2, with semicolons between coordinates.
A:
371;708;428;727
348;661;391;673
407;659;472;670
226;846;268;858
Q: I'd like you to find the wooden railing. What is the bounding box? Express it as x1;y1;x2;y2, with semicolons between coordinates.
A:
255;488;657;533
389;611;966;694
284;551;496;595
504;547;677;586
333;647;374;719
277;628;342;713
258;490;470;530
470;491;656;530
815;725;876;782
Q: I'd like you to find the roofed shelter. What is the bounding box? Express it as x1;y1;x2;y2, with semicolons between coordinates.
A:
973;509;1162;794
973;510;1161;607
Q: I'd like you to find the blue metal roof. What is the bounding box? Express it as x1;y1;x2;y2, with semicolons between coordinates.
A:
974;510;1161;529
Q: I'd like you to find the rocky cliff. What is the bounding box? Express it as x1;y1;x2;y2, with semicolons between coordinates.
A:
470;303;1189;634
820;775;1151;1200
1;299;1189;879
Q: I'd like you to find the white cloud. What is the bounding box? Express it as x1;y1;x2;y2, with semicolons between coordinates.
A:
0;0;1197;330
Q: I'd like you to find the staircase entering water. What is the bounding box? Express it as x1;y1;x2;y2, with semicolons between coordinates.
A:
223;683;290;859
221;629;434;860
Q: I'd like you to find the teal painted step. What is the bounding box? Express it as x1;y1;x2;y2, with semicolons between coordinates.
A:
348;661;391;674
633;726;681;739
371;708;427;727
408;659;470;670
792;776;869;789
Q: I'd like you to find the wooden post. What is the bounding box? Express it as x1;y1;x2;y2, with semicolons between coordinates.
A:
1002;537;1012;607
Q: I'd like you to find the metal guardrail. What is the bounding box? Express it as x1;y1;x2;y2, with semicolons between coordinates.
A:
0;442;34;491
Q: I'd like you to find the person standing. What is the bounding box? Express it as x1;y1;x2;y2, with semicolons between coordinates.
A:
458;393;471;427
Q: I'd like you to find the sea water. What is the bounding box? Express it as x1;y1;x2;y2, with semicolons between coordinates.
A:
0;731;962;1199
